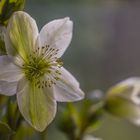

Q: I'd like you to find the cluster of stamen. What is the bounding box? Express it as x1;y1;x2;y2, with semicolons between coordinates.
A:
23;45;63;88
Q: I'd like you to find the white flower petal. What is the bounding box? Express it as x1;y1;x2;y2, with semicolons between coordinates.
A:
115;77;140;89
0;56;22;96
5;11;39;60
131;118;140;126
17;78;57;132
53;67;84;102
0;56;22;82
39;17;73;58
0;81;17;96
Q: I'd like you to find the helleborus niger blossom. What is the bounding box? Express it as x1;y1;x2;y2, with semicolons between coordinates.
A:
105;77;140;125
0;11;84;131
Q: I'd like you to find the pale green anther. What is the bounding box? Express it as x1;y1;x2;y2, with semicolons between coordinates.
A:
57;58;63;67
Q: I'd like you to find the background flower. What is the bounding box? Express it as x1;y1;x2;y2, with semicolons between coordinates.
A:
105;77;140;125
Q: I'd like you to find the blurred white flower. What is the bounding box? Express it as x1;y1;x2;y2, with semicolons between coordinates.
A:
88;89;104;100
83;135;102;140
0;11;84;131
105;77;140;125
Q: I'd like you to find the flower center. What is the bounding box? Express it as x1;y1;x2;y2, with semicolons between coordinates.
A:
22;45;63;88
23;56;48;81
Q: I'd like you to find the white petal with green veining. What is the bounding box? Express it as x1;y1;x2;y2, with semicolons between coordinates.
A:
39;17;73;58
5;11;39;60
53;67;84;102
17;78;57;131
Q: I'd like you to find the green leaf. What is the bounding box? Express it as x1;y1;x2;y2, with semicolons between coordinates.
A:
11;121;35;140
79;100;104;133
0;26;6;55
0;121;13;134
0;121;14;140
58;101;104;138
58;103;80;133
0;95;8;120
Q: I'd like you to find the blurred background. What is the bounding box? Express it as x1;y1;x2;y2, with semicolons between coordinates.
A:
25;0;140;139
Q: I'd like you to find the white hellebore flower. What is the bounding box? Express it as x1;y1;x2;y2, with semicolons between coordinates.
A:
0;11;84;131
105;77;140;125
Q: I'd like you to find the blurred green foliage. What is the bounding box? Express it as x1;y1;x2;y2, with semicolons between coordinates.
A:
58;98;104;140
0;0;25;25
0;121;14;140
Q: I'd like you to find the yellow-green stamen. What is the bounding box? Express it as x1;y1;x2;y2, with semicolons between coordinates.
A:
22;45;63;88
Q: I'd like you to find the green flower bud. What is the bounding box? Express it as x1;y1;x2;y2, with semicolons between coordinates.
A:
0;0;25;25
105;77;140;125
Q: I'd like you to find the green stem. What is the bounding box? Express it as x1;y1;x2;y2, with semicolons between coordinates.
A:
40;130;47;140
